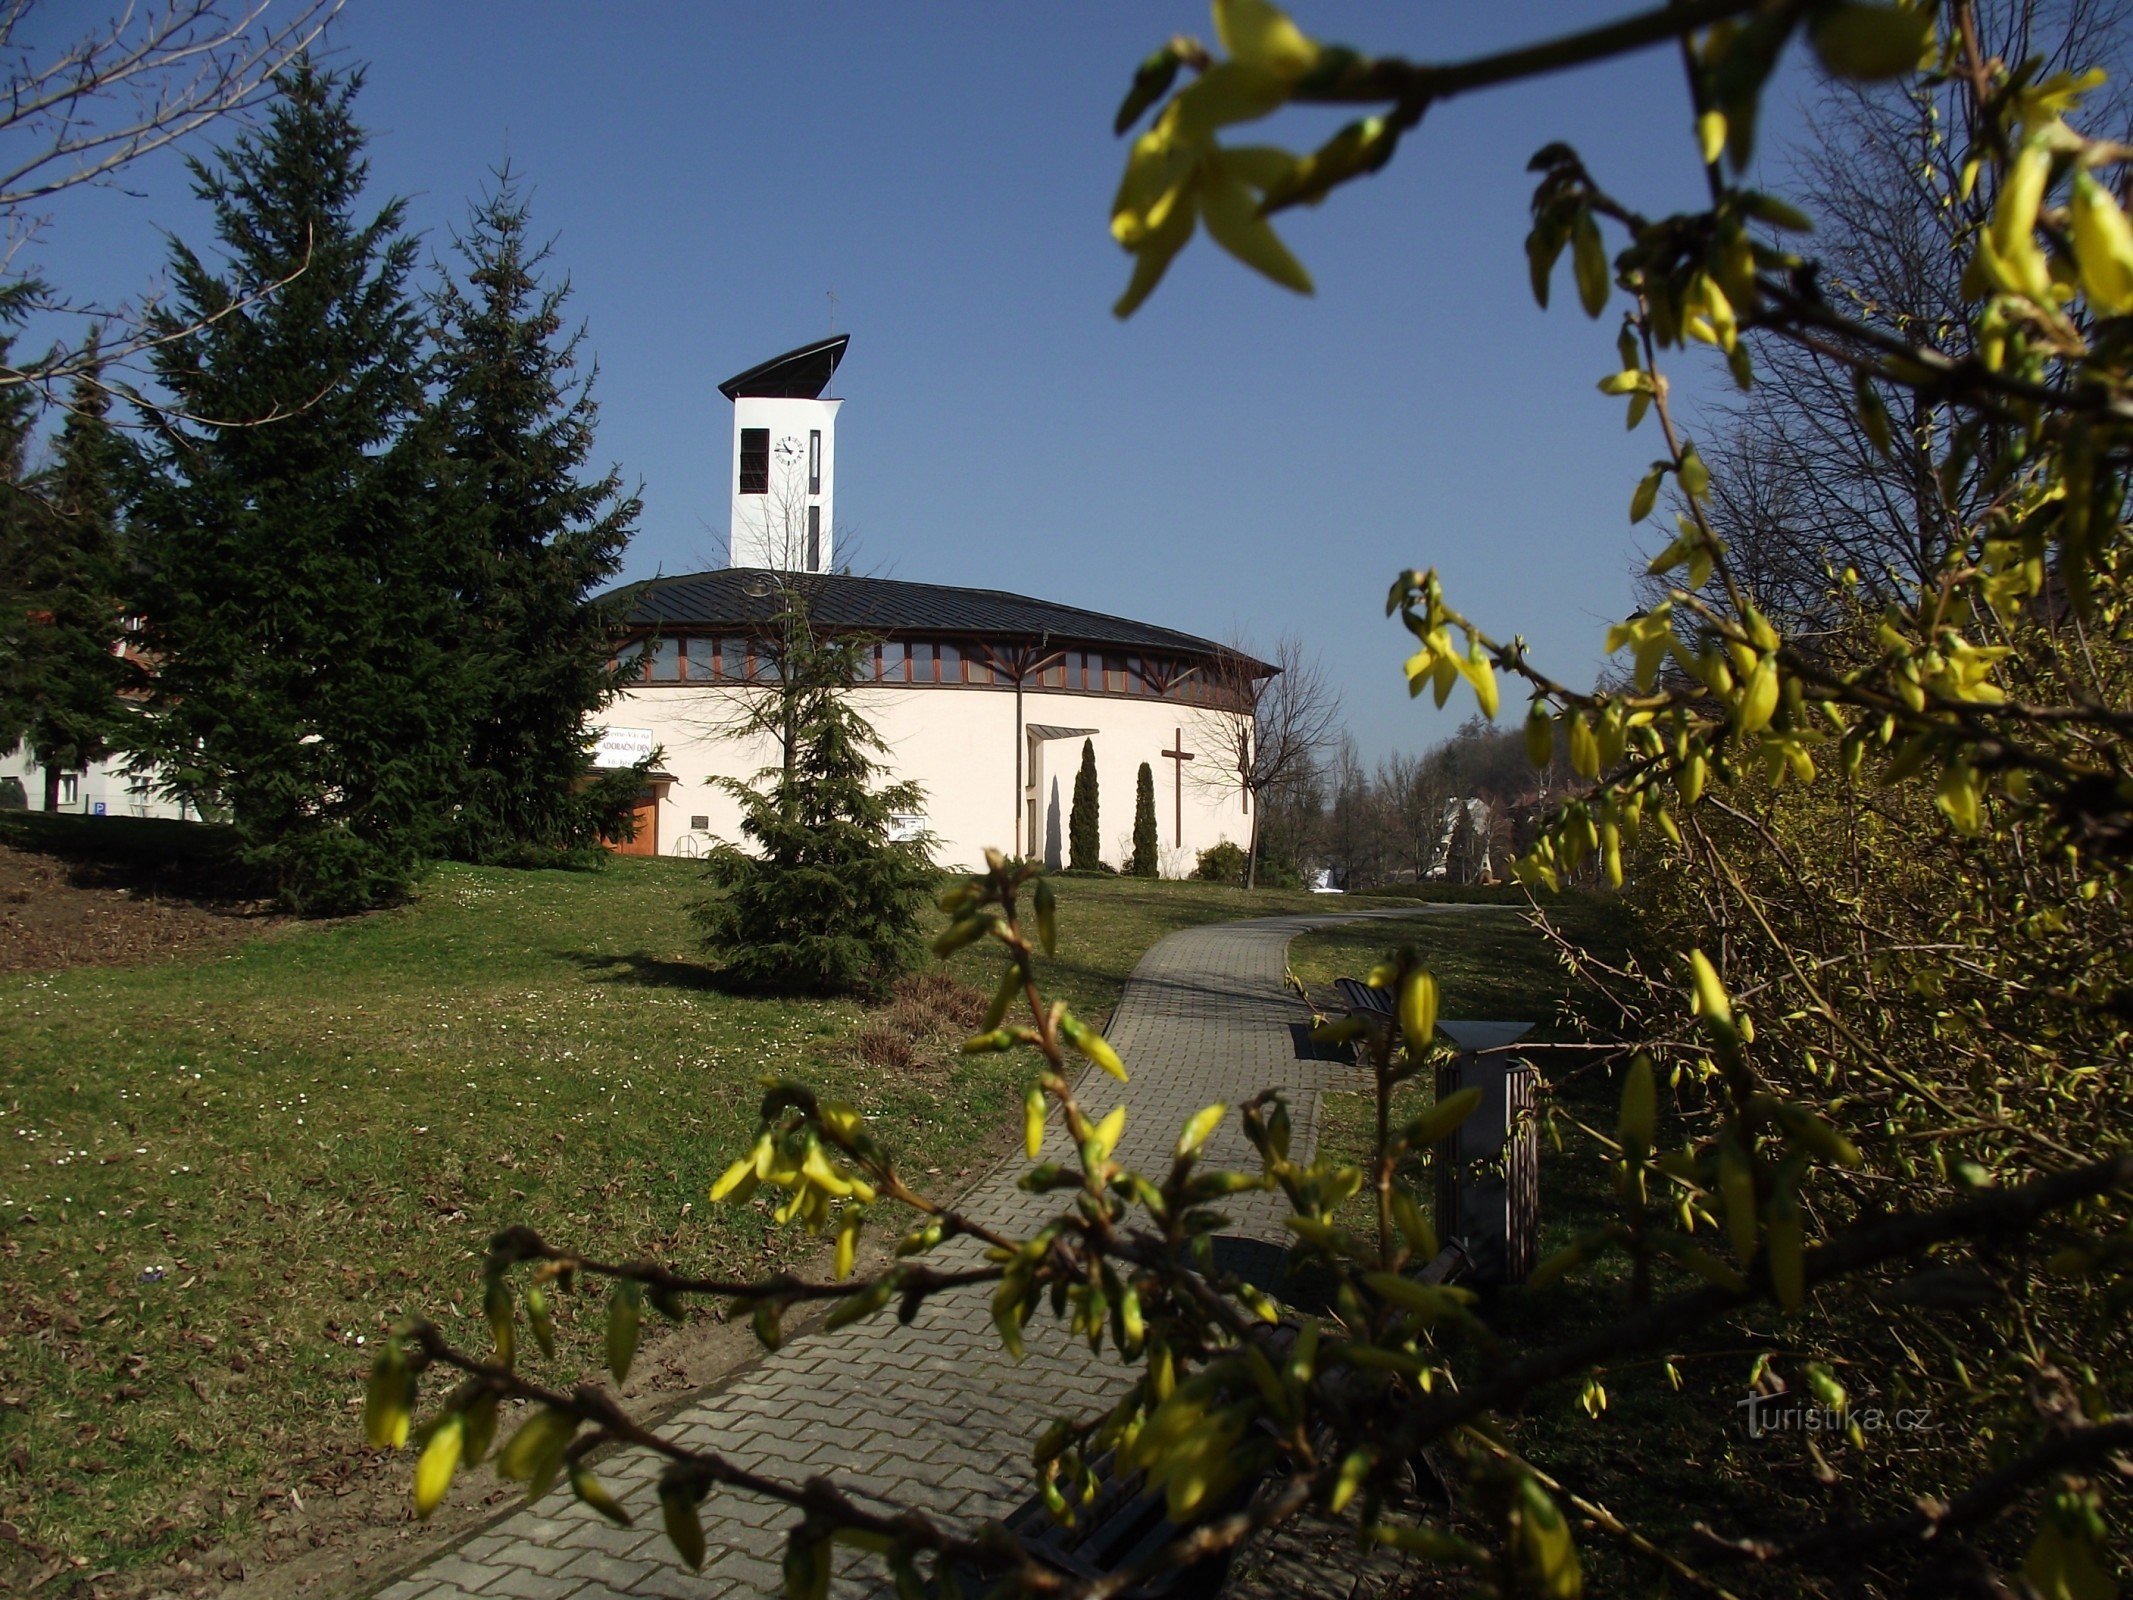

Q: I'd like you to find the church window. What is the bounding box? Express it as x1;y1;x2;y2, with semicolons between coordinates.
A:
650;637;681;680
1068;649;1092;689
1040;656;1065;688
1103;655;1126;692
807;505;820;570
967;649;995;686
1127;657;1148;694
722;637;747;681
808;431;821;494
938;641;962;683
619;639;651;680
879;640;908;682
739;428;769;494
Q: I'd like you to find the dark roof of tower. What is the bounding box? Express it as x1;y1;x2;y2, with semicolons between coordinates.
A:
606;569;1272;671
716;335;850;401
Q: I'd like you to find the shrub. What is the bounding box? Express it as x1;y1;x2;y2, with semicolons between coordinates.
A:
1193;839;1247;885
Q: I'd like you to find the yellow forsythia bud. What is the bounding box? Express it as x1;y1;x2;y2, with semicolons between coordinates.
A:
1024;1082;1046;1160
1397;967;1438;1054
1525;699;1554;766
1174;1102;1226;1160
2070;172;2133;315
569;1463;633;1528
414;1411;464;1520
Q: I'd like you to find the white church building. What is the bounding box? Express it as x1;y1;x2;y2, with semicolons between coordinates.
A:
599;335;1266;873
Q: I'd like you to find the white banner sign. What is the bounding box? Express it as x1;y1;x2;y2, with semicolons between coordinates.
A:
593;727;655;769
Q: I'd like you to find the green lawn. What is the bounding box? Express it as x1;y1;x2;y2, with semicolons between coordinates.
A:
0;840;1394;1575
1284;891;1619;1037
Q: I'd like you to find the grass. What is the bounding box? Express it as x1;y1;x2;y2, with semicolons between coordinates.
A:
1284;891;1619;1039
0;831;1396;1578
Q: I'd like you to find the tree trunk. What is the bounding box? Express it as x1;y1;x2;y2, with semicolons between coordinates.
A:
1245;790;1261;890
43;765;61;812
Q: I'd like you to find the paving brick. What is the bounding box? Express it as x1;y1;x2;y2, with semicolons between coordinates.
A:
389;908;1453;1600
417;1556;506;1594
485;1568;589;1600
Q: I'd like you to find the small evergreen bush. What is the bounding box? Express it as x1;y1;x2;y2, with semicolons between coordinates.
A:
1194;839;1248;885
693;595;933;999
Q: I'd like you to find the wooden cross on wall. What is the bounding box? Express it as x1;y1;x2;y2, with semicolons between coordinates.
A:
1161;728;1194;845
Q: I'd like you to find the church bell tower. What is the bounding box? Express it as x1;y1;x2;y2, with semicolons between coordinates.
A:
719;334;846;573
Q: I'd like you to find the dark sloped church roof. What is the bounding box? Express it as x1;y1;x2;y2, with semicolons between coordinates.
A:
716;336;849;401
608;569;1269;670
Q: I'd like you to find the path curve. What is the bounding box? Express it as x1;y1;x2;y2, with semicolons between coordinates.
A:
375;905;1476;1600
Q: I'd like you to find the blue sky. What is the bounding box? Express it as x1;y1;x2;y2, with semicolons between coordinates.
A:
16;1;1814;760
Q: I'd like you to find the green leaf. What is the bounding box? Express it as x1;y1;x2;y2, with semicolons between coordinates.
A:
1677;443;1710;500
1618;1054;1656;1156
1809;4;1934;82
1402;1086;1481;1150
1114;44;1183;136
606;1280;644;1385
1572;209;1610;317
660;1476;707;1569
1515;1473;1583;1599
1526;222;1565;309
1630;464;1665;523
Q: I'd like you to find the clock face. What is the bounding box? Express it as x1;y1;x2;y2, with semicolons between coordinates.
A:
774;435;804;463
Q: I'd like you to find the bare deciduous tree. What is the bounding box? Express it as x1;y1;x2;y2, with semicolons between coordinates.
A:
1189;631;1339;889
0;0;343;404
1656;0;2133;633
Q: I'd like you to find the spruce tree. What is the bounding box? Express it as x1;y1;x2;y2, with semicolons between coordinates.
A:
14;345;131;809
693;588;932;998
131;61;463;911
431;167;642;865
0;321;51;767
1068;737;1101;870
1129;760;1159;877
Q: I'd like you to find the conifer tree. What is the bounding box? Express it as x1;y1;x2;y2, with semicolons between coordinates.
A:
1068;737;1101;870
1129;759;1159;877
693;588;932;998
14;345;131;810
0;321;51;768
431;168;642;865
131;61;464;911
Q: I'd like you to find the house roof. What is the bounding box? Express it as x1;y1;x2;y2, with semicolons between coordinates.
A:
607;569;1272;672
716;335;850;401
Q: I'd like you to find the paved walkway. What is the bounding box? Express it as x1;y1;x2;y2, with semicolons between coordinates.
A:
376;907;1470;1600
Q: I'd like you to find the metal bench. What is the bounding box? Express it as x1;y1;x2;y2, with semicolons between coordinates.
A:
1333;975;1394;1023
989;1450;1250;1599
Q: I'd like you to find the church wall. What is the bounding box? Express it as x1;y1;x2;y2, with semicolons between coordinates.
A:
602;682;1252;875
